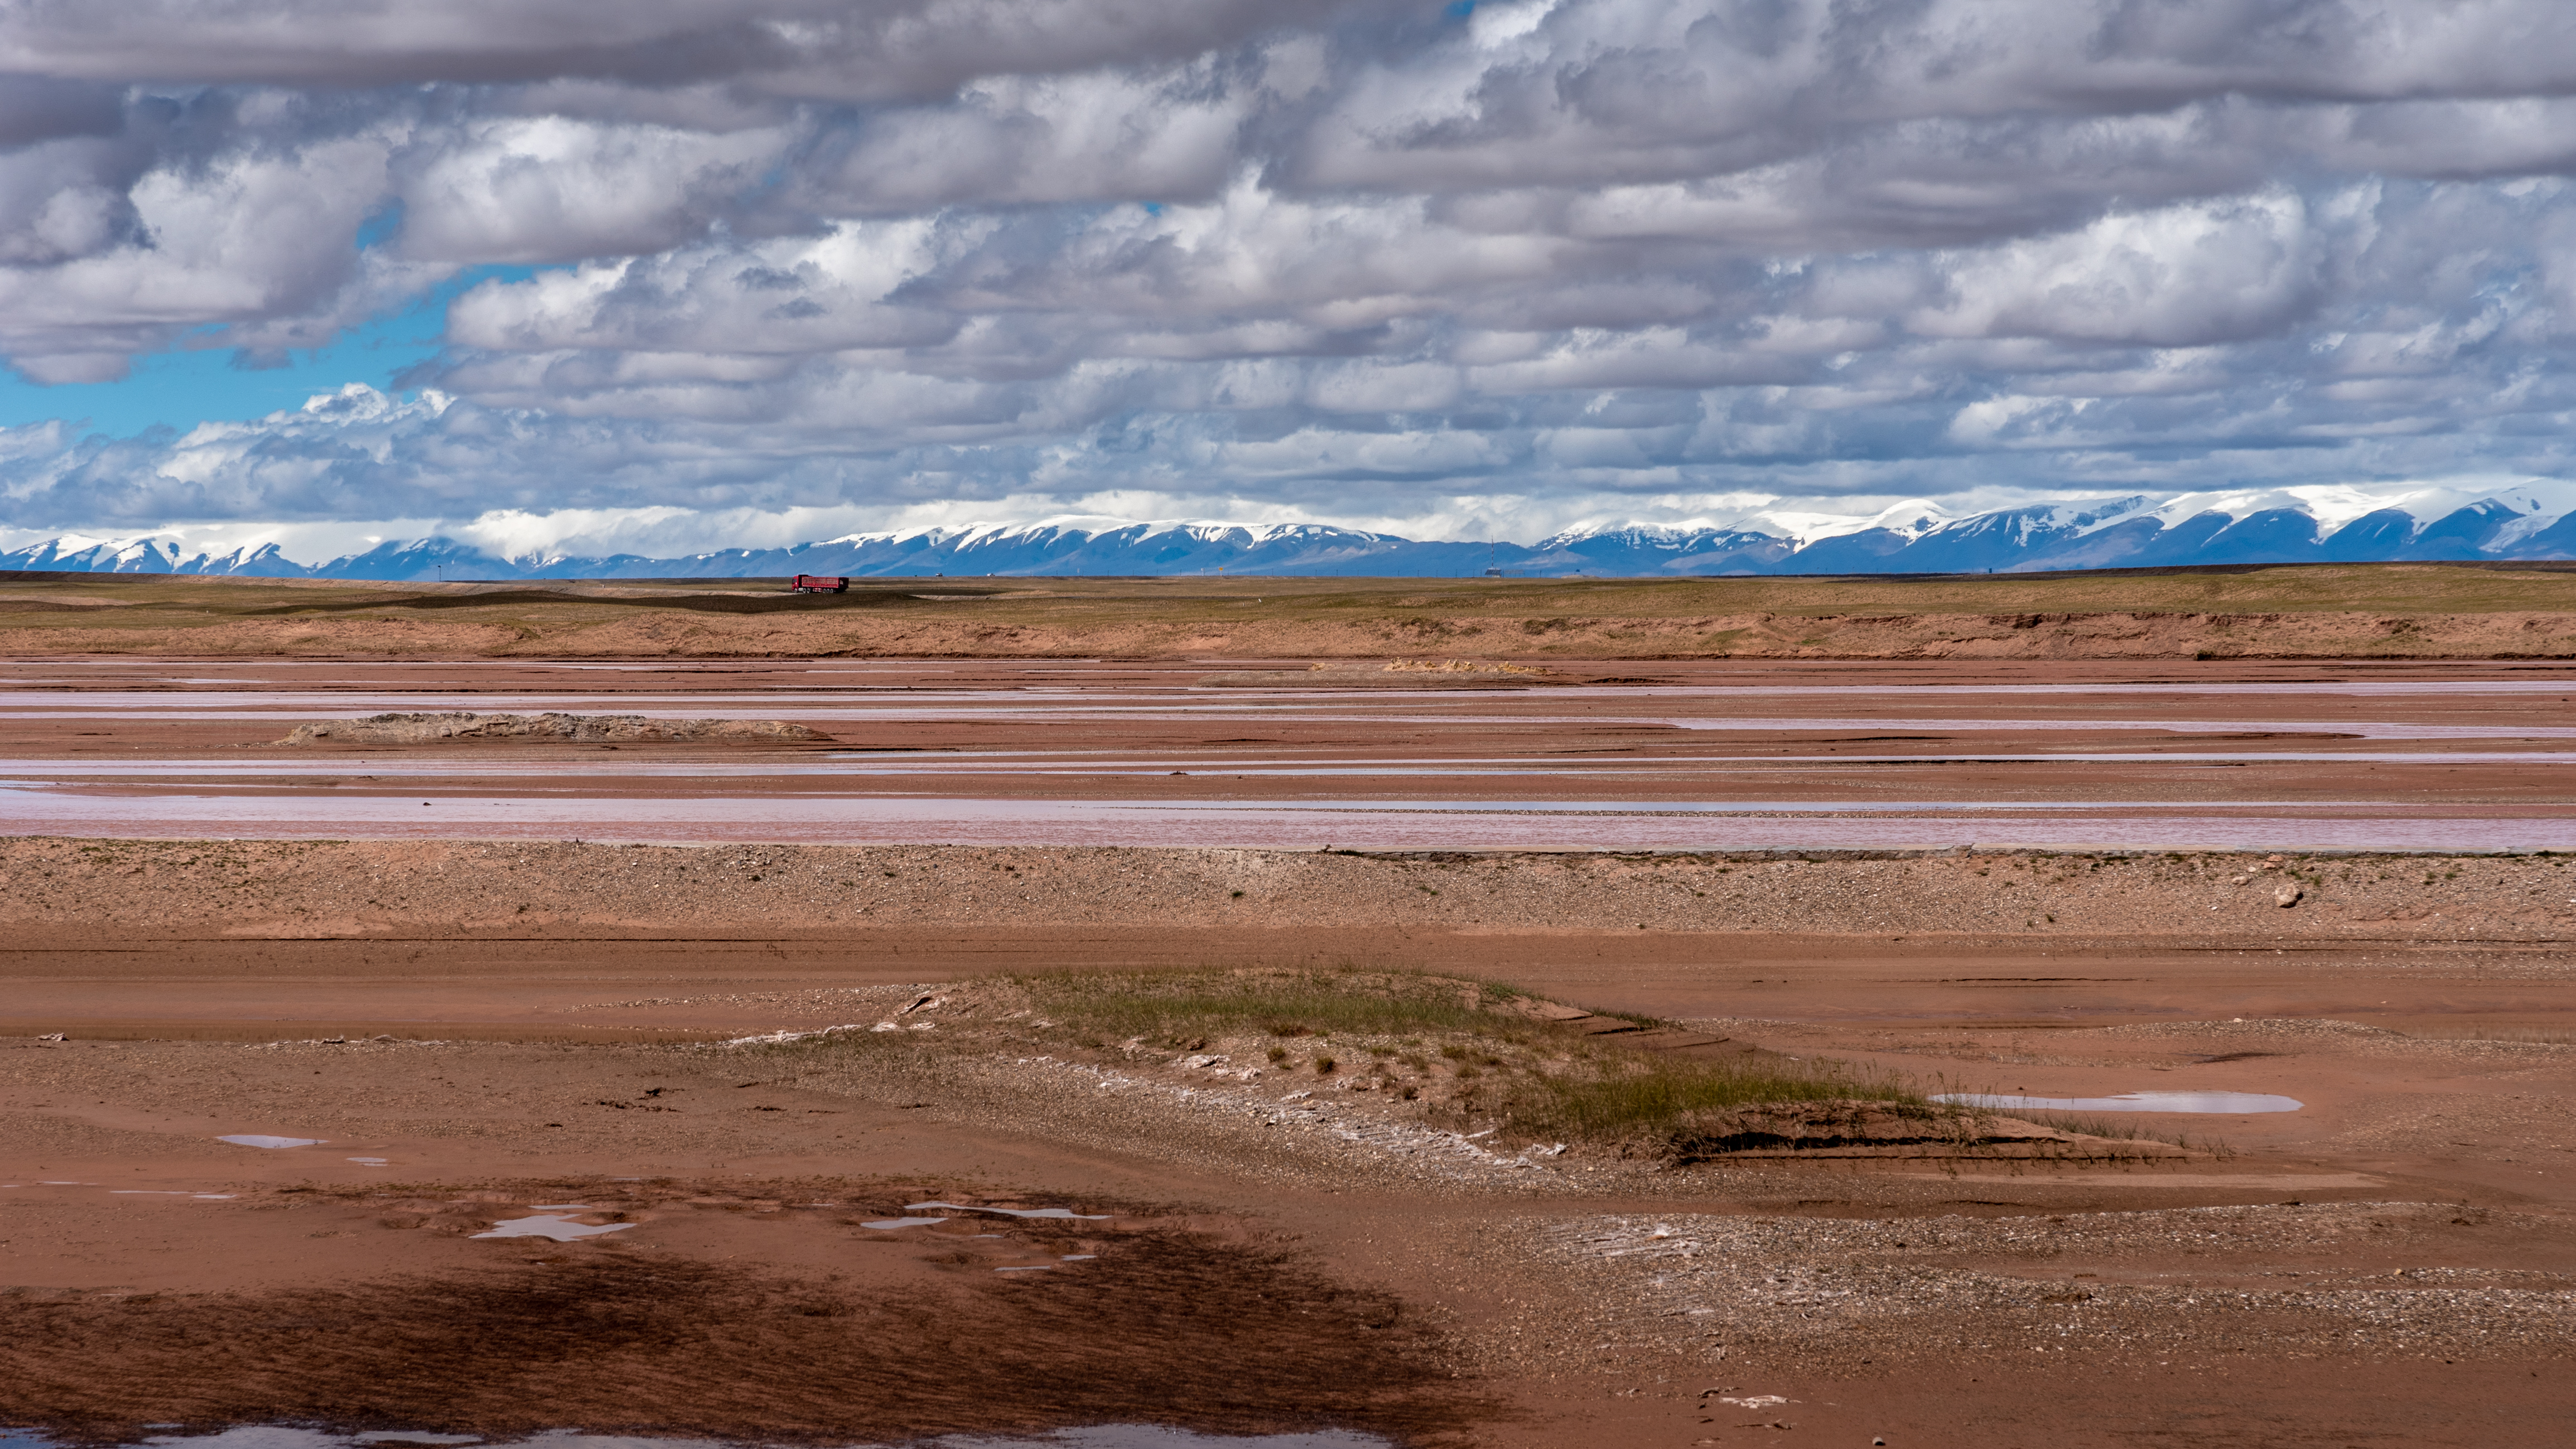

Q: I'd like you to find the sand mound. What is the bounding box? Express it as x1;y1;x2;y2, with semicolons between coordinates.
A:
1200;657;1563;688
1655;1100;2196;1163
278;711;828;746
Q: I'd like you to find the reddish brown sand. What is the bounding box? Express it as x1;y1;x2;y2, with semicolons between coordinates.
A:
3;655;2573;1446
4;838;2573;1446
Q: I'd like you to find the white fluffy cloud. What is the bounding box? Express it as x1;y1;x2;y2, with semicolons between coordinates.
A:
11;1;2576;543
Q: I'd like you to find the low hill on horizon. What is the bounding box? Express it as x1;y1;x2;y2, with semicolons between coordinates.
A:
4;560;2573;662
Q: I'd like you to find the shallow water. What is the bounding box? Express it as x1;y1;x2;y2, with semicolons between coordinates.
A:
9;704;2572;743
10;668;2568;852
467;1215;637;1242
7;682;2575;745
214;1135;320;1149
905;1201;1111;1220
1933;1091;2304;1113
0;1426;1392;1449
109;1191;235;1199
7;746;2572;779
6;784;2572;850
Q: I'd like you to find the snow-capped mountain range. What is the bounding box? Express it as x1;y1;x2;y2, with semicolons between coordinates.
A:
12;483;2576;582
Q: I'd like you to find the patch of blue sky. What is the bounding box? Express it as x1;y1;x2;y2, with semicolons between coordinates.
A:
0;263;538;440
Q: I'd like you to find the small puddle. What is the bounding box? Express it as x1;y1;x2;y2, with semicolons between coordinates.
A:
862;1216;948;1229
906;1200;1109;1220
3;1428;1396;1449
216;1135;321;1149
110;1191;235;1199
469;1215;636;1242
1935;1091;2304;1113
346;1157;389;1166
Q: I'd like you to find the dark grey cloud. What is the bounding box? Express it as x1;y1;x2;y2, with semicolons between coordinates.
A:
9;1;2576;547
0;1;1364;98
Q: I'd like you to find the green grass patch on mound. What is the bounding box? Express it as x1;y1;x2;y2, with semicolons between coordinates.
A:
1011;965;1929;1153
2001;1110;2232;1156
1009;965;1545;1047
1487;1058;1916;1147
755;968;2213;1165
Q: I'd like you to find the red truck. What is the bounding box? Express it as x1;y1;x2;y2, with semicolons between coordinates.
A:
788;574;850;594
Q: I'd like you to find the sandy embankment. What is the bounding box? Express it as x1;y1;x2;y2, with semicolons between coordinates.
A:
12;605;2576;659
4;835;2569;940
277;712;828;745
4;837;2572;1047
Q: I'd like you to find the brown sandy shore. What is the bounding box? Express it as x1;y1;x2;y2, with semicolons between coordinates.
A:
6;562;2576;659
4;838;2574;1446
4;626;2574;1442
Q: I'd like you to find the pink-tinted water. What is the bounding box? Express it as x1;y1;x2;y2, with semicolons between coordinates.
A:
7;659;2572;851
6;786;2571;851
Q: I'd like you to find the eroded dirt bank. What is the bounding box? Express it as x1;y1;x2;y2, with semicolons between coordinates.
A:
6;836;2570;940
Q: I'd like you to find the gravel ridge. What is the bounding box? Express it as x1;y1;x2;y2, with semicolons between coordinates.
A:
7;836;2576;941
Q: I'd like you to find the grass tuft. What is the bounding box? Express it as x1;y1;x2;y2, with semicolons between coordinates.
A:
1016;965;1932;1153
1484;1057;1912;1146
2006;1110;2234;1157
772;966;2206;1165
1010;965;1517;1044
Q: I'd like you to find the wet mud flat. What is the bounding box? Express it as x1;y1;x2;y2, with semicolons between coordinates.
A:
3;961;2573;1448
2;651;2575;863
2;1177;1462;1446
8;655;2576;850
2;653;2573;1443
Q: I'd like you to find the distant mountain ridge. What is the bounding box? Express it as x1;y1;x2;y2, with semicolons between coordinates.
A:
13;483;2576;581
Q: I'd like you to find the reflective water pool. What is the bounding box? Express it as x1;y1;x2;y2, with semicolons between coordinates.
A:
0;1426;1393;1449
469;1215;638;1242
1934;1091;2305;1113
4;784;2569;850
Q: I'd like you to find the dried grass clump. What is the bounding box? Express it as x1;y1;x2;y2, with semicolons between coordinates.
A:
1011;965;1527;1046
1490;1062;1914;1155
1008;967;1948;1156
775;968;2197;1163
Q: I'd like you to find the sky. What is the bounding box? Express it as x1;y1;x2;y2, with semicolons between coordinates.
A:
9;0;2576;562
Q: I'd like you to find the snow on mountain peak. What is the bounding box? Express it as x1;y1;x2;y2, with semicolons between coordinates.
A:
2064;477;2576;543
11;480;2576;582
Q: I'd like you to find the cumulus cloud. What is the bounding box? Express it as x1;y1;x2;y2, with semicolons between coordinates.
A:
10;1;2576;544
